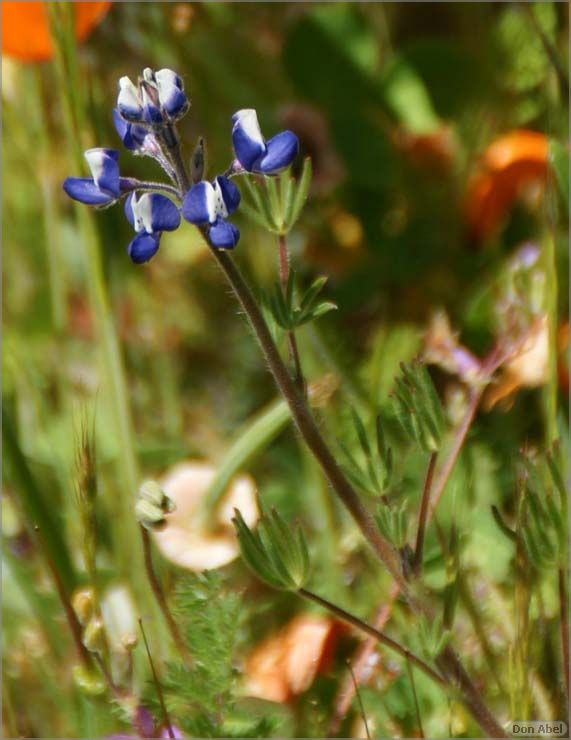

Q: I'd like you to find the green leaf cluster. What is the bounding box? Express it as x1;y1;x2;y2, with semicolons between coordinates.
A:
158;571;267;737
240;158;312;235
339;410;393;497
233;508;310;591
375;500;409;548
392;362;445;453
520;454;567;571
268;271;337;331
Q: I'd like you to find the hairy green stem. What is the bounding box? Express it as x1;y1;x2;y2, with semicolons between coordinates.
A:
278;233;305;392
207;245;509;737
210;247;406;587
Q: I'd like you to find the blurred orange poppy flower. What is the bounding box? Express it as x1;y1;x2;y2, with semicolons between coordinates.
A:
243;615;342;703
1;1;111;62
464;130;548;243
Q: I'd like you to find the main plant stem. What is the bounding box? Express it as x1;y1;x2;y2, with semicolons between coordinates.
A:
211;247;406;588
209;248;507;738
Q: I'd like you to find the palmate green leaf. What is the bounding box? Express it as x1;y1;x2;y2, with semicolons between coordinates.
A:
241;174;277;231
285;157;312;230
265;175;283;230
392;362;444;452
233;508;310;591
268;272;336;330
279;169;295;222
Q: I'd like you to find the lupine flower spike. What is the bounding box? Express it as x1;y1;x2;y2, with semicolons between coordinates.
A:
63;66;300;260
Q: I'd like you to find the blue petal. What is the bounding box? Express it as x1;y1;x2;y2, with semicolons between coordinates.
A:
127;232;161;264
63;178;115;206
149;194;181;232
253;131;299;174
182;182;215;225
143;103;163;125
84;148;121;197
157;81;188;119
124;193;136;229
215;176;241;215
113;109;146;151
231;109;266;171
208;218;240;249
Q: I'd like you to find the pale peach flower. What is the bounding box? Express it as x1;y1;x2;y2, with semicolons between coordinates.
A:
152;462;259;571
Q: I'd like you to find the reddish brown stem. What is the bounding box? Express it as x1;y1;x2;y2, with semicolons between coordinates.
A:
139;618;175;740
413;451;438;575
140;526;192;667
428;388;481;523
34;526;91;669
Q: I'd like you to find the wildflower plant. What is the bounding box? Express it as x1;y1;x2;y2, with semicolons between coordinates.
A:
56;64;538;740
4;9;566;732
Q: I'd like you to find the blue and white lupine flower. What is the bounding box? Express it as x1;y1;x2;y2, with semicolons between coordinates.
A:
182;176;241;249
231;109;299;175
112;109;148;152
63;148;134;205
117;68;189;125
124;192;181;263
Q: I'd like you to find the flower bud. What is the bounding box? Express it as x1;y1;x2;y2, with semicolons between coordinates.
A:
72;587;95;626
82;617;106;654
136;480;176;530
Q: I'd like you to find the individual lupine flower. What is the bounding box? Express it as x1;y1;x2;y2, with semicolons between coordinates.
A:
112;108;150;152
231;109;299;175
117;67;189;124
63;148;133;205
124;191;181;263
182;175;241;249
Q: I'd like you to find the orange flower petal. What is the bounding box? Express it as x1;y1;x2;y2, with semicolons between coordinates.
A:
244;615;340;703
2;1;111;62
464;130;548;242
